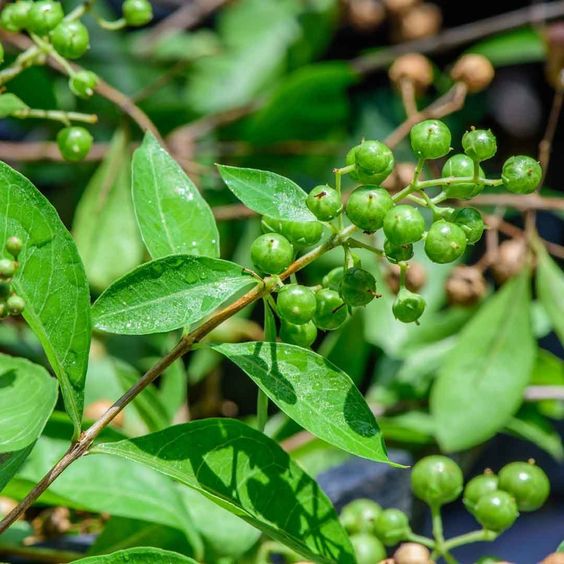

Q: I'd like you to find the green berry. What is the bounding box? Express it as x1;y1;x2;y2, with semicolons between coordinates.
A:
463;471;499;513
279;320;317;348
314;288;347;330
277;284;317;325
339;499;382;535
10;1;33;30
345;186;393;232
6;294;25;315
122;0;153;27
339;267;376;307
69;70;98;99
0;259;16;278
384;240;414;264
5;236;22;258
306;185;342;221
281;220;323;247
410;119;451;160
452;207;484;244
56;127;93;162
373;508;411;546
473;491;518;532
27;1;64;35
383;205;425;245
392;288;426;323
322;266;345;291
346;146;394;184
498;461;550;512
442;154;485;199
411;455;463;506
51;20;90;59
502;156;542;194
350;533;386;564
462;128;497;161
355;140;395;175
0;3;23;31
424;220;467;264
250;233;293;275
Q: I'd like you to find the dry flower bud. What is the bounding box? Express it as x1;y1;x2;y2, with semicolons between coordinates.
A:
348;0;385;31
389;53;434;93
451;54;495;93
490;238;528;284
397;3;442;41
445;265;487;307
394;541;432;564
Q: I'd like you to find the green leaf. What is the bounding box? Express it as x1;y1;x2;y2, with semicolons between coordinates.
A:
431;273;535;452
0;161;91;436
0;93;29;118
0;443;34;492
92;419;355;563
213;342;390;463
92;255;255;335
73;130;144;292
0;355;57;452
132;133;219;259
75;547;198;563
536;245;564;344
217;165;316;222
557;540;564;553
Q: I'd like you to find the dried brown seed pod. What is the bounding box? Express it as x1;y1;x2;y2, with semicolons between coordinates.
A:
348;0;386;31
397;3;442;41
394;541;432;564
385;262;427;294
382;162;418;193
84;399;125;428
450;54;495;93
389;54;434;93
490;238;528;284
445;265;487;307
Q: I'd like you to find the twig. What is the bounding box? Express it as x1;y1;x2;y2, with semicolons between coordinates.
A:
0;141;107;162
0;545;82;563
470;193;564;211
0;225;357;533
351;1;564;74
399;78;418;118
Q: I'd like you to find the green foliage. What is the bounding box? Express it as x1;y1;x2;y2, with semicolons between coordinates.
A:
75;548;197;563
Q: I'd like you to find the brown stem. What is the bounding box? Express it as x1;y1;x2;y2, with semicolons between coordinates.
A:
399;78;418;118
0;226;356;533
0;545;82;563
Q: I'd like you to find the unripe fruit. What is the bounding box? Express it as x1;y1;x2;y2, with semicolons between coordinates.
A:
346;145;394;184
473;490;518;532
277;285;317;325
441;154;484;199
498;461;550;512
262;217;323;247
389;53;434;93
411;455;463;506
385;262;426;294
410;119;451;160
451;54;495;93
355;140;395;175
346;186;394;232
502;155;542;194
445;266;487;307
5;236;22;258
462;128;497;162
463;470;499;513
374;508;411;546
69;70;98;99
51;20;89;59
339;268;377;307
122;0;153;27
11;1;33;30
384;240;414;264
279;320;317;348
306;185;342;221
250;233;293;275
424;220;467;264
57;126;93;162
7;294;25;315
452;207;484;244
383;205;425;245
350;533;386;564
394;542;432;564
392;288;426;323
27;1;64;35
314;288;347;330
322;266;345;291
0;259;16;278
339;498;382;534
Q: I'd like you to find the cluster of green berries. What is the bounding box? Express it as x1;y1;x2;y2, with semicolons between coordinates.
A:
249;119;542;336
0;237;25;318
338;456;550;563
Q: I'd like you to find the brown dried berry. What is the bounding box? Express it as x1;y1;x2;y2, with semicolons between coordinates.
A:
385;262;427;294
84;399;125;428
382;162;418;193
389;54;434;93
394;542;432;564
397;3;442;41
490;238;528;284
348;0;385;31
451;54;495;93
445;266;487;307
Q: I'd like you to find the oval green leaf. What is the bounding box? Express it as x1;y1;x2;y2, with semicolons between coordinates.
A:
0;354;57;453
92;419;355;564
536;245;564;344
92;255;256;335
431;272;536;452
0;161;91;436
217;165;317;222
132;133;219;259
213;341;390;464
0;444;34;492
74;548;198;563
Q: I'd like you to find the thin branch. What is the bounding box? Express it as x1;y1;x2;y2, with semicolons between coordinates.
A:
0;545;82;563
351;1;564;74
470;193;564;211
0;141;107;162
